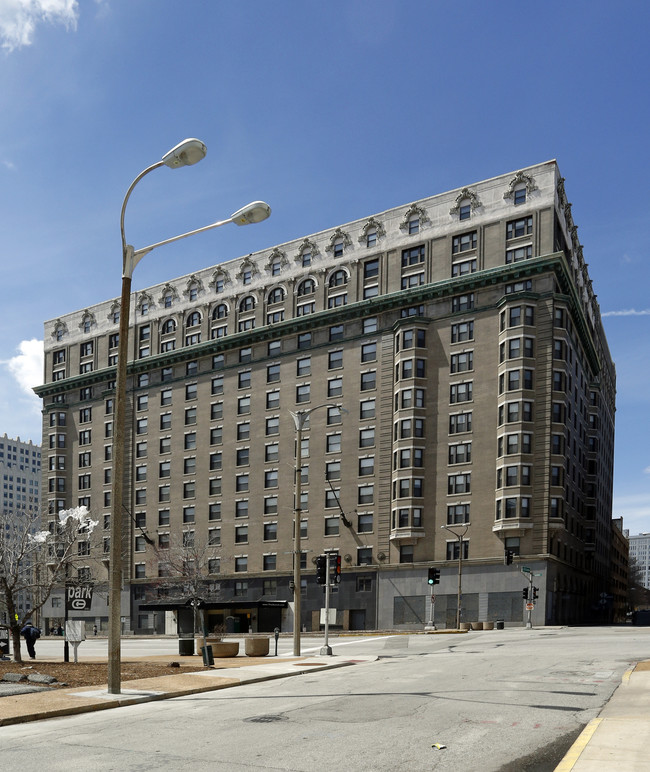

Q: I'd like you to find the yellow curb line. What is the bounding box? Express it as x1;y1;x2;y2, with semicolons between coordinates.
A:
554;718;602;771
622;666;634;684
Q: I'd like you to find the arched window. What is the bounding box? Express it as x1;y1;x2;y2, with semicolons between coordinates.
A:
239;296;256;313
268;287;285;304
329;270;348;288
186;311;201;328
212;304;228;320
297;278;316;296
161;319;176;335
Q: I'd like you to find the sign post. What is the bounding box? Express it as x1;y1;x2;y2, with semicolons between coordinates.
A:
65;584;93;662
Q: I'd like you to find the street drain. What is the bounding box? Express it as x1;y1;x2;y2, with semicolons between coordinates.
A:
246;715;288;723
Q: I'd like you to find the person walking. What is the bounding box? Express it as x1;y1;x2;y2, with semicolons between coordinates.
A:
21;621;41;660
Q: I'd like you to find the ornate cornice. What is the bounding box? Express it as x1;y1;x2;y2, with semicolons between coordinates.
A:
209;268;231;292
135;292;153;314
449;188;482;215
294;238;320;266
51;319;68;340
358;217;385;243
79;310;96;331
399;204;430;231
265;248;289;274
503;171;538;200
235;258;260;283
325;228;352;254
158;283;179;306
183;275;204;298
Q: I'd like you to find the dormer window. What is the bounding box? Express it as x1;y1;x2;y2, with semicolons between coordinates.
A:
333;239;344;258
301;250;312;267
408;216;419;235
514;187;526;206
189;285;198;301
243;269;252;285
459;203;471;221
367;229;377;248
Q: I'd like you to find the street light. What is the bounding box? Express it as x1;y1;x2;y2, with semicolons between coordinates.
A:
441;523;471;630
108;139;270;694
289;403;345;656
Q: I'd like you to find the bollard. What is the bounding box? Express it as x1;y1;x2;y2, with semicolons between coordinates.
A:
274;627;280;656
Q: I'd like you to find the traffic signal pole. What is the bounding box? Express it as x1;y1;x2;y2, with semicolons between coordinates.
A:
320;553;333;656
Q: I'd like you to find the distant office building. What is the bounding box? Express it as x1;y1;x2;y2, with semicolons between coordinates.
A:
0;434;41;624
35;161;616;632
628;533;650;589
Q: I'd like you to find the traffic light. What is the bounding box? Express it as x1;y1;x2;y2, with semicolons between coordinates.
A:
332;554;342;584
427;567;440;585
316;555;327;585
522;587;529;600
532;587;539;600
504;549;514;565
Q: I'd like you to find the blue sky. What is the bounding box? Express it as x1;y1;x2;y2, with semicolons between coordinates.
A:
0;0;648;532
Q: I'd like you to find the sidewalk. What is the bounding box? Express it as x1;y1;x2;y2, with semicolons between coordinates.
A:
0;652;373;727
555;660;650;771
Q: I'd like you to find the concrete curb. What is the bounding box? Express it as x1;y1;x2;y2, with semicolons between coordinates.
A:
0;657;369;727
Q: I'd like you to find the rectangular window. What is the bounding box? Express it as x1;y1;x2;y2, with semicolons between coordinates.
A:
452;293;475;312
452;231;477;254
506;216;533;239
450;382;473;403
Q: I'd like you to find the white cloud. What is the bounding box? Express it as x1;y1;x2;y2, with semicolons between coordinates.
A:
645;467;650;476
0;0;78;53
3;338;44;392
602;309;650;317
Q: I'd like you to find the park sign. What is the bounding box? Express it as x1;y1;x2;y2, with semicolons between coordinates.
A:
65;584;93;612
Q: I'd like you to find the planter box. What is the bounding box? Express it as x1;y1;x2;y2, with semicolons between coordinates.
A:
207;640;239;658
245;637;270;657
459;622;471;631
483;621;494;630
471;622;483;630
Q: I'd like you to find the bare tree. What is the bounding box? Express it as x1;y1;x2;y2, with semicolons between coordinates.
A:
0;506;98;662
148;529;221;649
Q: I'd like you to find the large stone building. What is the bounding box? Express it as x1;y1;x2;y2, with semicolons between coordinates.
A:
35;161;616;633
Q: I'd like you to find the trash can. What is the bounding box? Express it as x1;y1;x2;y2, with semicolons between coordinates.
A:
496;620;505;630
179;635;194;656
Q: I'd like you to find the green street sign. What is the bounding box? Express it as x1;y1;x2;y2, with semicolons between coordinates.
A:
521;566;531;573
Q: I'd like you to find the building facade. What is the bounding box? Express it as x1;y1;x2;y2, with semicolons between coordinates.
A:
0;434;42;625
35;161;616;633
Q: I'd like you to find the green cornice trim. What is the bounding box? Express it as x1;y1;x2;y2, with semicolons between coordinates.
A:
34;252;601;398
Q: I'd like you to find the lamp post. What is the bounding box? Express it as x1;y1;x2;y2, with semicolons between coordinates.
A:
289;403;343;656
108;139;270;693
441;523;471;630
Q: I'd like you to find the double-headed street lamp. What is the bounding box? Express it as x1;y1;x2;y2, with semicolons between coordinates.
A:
441;522;471;631
108;139;270;693
289;404;345;657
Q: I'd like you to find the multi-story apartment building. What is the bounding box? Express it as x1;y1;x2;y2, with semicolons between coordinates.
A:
0;434;42;625
35;161;616;633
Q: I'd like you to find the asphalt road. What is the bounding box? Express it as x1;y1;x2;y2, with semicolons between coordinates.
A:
1;626;649;771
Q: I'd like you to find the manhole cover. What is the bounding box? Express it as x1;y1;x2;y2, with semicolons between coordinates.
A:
246;714;288;723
